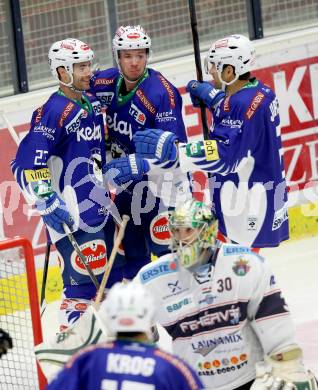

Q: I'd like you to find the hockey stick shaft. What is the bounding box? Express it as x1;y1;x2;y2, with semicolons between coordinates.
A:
94;215;130;308
0;111;20;146
188;0;210;140
63;224;100;290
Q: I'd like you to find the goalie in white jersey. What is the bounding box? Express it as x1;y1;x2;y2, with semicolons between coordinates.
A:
135;199;317;390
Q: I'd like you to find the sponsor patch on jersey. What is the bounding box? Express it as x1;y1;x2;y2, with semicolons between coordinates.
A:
223;96;231;112
155;109;176;123
158;75;175;108
24;168;51;182
140;259;178;283
76;124;102;142
34;105;44;123
192;330;243;356
232;257;250;276
197;354;248;375
247;216;257;231
129;102;146;125
94;77;115;86
203;140;219;161
223;245;253;256
166;296;194;313
91;100;102;116
194;263;212;284
33;125;55;140
272;205;288;231
107;113;133;140
136;89;156;114
65;110;83;134
96;91;114;106
71;239;107;276
220;118;243;129
150;212;172;245
59;102;75;128
245;91;265;119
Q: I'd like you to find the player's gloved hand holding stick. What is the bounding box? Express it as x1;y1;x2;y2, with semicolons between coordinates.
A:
35;192;74;234
186;80;225;111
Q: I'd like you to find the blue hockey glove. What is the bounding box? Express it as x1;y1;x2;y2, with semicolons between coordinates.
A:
133;128;178;162
35;192;74;234
104;154;150;186
186;80;225;110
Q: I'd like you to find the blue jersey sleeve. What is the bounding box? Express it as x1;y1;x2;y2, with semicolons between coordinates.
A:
154;73;187;142
11;104;60;201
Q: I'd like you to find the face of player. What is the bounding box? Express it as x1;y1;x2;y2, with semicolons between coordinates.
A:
118;49;148;82
172;227;200;246
209;63;233;88
72;61;93;91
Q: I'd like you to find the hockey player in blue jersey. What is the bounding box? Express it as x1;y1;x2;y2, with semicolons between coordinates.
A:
11;38;124;331
133;34;289;250
46;282;203;390
90;25;190;280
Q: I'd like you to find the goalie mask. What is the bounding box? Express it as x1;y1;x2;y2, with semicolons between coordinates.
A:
204;34;256;86
48;38;94;88
169;200;217;269
113;25;152;67
100;282;155;336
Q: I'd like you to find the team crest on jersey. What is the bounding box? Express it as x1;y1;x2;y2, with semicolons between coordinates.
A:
150;212;172;245
71;239;107;276
232;257;250;276
194;263;212;284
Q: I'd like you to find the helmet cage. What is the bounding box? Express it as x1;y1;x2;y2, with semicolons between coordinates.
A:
169;200;217;268
48;38;94;87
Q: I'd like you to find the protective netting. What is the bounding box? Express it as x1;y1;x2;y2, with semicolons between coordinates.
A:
0;246;39;389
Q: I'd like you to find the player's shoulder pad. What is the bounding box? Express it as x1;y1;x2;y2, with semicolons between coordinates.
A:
138;253;179;285
222;244;265;263
90;67;119;89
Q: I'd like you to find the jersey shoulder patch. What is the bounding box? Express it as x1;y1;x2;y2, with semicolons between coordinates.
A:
139;254;179;284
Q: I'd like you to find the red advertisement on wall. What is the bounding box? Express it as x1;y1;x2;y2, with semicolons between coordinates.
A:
1;56;317;253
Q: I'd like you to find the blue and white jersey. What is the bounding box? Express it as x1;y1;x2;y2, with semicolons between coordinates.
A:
135;245;296;390
46;340;203;390
179;79;288;247
91;67;190;207
11;91;110;243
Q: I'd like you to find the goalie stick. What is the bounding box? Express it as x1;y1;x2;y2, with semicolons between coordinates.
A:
35;215;129;381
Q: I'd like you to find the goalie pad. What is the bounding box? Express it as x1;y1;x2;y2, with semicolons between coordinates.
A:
35;306;112;382
251;346;318;390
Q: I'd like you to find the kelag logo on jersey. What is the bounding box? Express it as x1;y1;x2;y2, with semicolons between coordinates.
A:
107;113;133;140
140;260;178;283
150;212;171;245
71;239;107;276
129;102;146;125
77;125;102;142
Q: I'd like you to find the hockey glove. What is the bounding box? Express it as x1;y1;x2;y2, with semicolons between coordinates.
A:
186;80;225;110
251;347;318;390
104;154;150;186
133;128;178;163
0;329;13;358
35;192;74;234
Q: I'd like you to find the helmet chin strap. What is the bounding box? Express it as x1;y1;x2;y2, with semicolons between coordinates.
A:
59;73;86;93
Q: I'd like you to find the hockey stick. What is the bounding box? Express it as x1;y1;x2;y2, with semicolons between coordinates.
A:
188;0;210;140
63;224;100;290
0;110;53;314
94;214;130;308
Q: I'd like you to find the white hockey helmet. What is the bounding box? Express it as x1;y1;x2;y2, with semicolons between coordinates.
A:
113;25;152;65
100;282;155;335
169;199;217;269
48;38;94;85
204;34;256;85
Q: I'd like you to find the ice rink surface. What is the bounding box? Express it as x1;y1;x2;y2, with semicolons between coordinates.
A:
43;235;318;377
